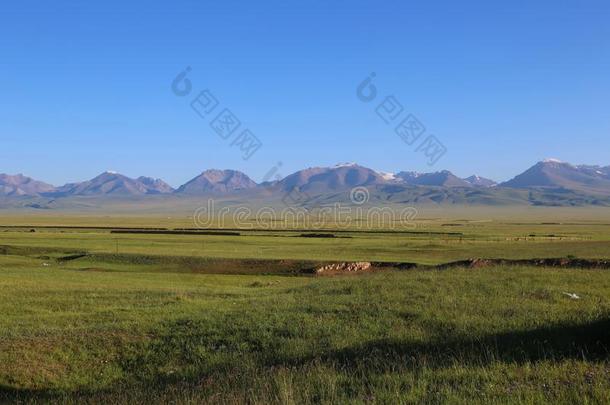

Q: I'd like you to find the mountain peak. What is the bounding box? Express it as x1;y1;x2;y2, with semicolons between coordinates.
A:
539;159;575;169
276;164;385;193
52;172;174;196
176;169;257;195
333;162;358;168
396;170;471;188
464;175;497;187
0;173;55;197
94;171;126;179
376;171;396;181
502;160;610;195
137;176;174;194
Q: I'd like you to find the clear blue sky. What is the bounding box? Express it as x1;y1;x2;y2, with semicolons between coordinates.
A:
1;0;609;187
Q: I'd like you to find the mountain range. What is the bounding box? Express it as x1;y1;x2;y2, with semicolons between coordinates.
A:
2;160;610;207
52;172;174;197
0;173;55;197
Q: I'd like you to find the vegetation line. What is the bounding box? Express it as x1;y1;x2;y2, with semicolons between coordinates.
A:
0;225;464;236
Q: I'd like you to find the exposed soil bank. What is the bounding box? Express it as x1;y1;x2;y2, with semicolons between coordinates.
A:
3;244;610;275
432;257;610;270
322;258;610;275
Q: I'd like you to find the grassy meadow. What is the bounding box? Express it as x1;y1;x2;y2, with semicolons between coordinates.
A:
0;208;609;403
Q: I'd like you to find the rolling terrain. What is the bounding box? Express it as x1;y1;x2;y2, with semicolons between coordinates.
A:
0;212;609;403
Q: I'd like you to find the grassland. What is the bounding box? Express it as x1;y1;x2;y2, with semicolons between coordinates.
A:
2;206;610;264
1;208;609;403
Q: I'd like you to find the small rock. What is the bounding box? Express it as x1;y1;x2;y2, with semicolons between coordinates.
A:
315;262;372;274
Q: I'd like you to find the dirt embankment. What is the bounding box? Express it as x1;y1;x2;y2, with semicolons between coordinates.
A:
434;258;610;270
313;258;610;275
3;243;610;276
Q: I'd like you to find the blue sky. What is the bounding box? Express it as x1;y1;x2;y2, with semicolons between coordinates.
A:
1;1;609;187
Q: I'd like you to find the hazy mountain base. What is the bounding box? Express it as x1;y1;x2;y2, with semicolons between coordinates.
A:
2;184;610;212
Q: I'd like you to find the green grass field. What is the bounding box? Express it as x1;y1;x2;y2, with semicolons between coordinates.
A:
1;209;609;403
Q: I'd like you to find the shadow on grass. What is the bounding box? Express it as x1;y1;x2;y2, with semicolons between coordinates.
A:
317;317;610;370
119;316;610;384
2;318;609;401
